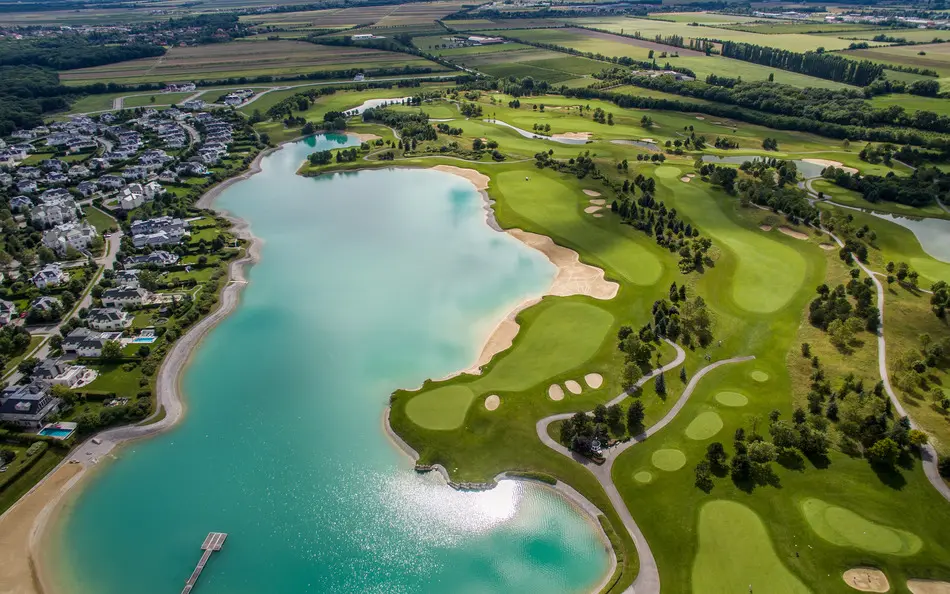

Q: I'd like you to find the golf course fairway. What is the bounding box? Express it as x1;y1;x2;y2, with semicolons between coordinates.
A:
801;498;923;556
693;500;810;594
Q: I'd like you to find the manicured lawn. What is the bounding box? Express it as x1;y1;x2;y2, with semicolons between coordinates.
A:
83;362;145;396
83;206;117;233
2;335;45;376
0;450;65;516
800;498;922;555
813;179;950;220
693;500;810;594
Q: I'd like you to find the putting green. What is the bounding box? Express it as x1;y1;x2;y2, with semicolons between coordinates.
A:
801;498;923;556
715;391;749;407
654;166;682;179
652;449;687;471
634;471;654;484
751;371;770;382
405;385;475;430
477;302;614;393
693;500;810;594
495;171;663;285
685;411;724;440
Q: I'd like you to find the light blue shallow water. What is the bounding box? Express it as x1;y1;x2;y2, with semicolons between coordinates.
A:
52;134;610;594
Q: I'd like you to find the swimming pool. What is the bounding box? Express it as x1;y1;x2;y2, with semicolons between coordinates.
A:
131;336;156;344
39;423;77;439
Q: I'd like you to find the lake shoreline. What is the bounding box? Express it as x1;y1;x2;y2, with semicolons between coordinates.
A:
18;130;281;594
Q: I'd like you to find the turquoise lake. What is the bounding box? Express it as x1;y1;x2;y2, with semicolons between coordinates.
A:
52;134;611;593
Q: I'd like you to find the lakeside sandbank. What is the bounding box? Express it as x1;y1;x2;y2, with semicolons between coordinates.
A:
427;165;619;381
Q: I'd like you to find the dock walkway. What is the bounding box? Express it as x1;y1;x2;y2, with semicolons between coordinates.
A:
181;532;227;594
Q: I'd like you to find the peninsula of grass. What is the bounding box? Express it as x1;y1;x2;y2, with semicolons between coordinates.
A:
277;86;950;594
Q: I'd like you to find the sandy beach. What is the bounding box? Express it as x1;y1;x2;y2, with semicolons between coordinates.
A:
428;166;619;379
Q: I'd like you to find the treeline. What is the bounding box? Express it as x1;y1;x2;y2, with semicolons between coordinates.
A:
0;37;165;71
591;77;950;150
820;165;950;207
362;108;437;141
718;41;883;86
500;33;697;78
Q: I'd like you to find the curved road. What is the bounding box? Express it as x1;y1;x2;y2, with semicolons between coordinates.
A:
536;339;754;594
800;179;950;502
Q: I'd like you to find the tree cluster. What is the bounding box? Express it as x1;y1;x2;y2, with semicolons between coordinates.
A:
822;165;949;208
808;281;880;351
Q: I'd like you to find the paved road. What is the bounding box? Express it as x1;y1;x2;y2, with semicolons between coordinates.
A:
2;214;122;384
798;189;950;502
536;338;754;594
75;74;462;117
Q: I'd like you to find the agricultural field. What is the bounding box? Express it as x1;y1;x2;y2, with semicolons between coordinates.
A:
646;11;766;24
239;6;391;27
559;16;884;51
827;28;950;43
58;40;447;85
494;27;857;88
443;18;563;30
868;93;950;117
416;37;606;83
724;21;889;34
838;42;950;84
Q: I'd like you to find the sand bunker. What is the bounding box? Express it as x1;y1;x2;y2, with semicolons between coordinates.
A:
908;579;950;594
553;132;591;141
484;394;500;411
687;173;696;178
430;165;489;191
696;116;705;120
593;213;603;218
508;229;619;300
584;206;602;214
820;243;836;250
565;380;582;395
844;568;890;593
640;138;656;143
589;198;606;206
778;226;809;240
760;224;772;232
634;471;653;484
801;159;858;175
584;373;603;389
352;133;381;142
548;384;564;401
582;189;601;197
680;176;691;183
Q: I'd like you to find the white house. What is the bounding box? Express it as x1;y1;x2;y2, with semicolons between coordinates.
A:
86;307;132;331
32;198;78;227
0;299;16;325
42;221;99;255
62;328;108;357
32;264;69;289
101;285;149;308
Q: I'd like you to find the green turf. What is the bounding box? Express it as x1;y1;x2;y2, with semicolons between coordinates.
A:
684;411;724;440
652;448;687;471
750;371;769;382
693;500;810;594
404;385;476;430
714;391;748;407
801;498;923;556
477;302;614;393
634;471;654;483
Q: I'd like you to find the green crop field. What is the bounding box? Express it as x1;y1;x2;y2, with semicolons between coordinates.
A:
58;40;446;85
826;27;950;43
724;22;888;34
646;11;765;24
495;27;856;88
559;17;882;51
838;42;950;84
416;37;606;82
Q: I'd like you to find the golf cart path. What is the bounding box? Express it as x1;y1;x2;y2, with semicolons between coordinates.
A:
815;220;950;502
536;339;754;594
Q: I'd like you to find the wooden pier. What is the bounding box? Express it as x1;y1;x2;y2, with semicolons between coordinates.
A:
181;532;227;594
